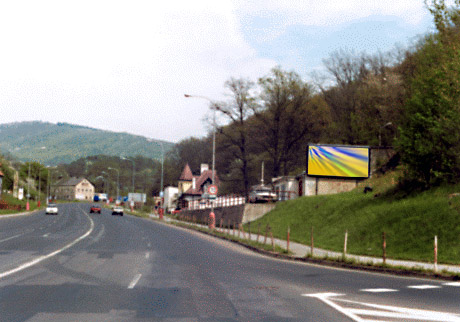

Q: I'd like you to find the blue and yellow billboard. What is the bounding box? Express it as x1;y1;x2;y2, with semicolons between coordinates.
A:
307;145;370;178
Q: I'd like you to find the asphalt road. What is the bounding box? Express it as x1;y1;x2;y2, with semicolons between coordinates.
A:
0;203;460;321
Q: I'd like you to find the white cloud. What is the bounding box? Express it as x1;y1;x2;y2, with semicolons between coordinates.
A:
236;1;428;27
0;0;277;142
0;0;436;143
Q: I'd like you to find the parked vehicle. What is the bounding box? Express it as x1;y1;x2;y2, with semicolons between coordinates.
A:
248;185;277;203
46;203;58;215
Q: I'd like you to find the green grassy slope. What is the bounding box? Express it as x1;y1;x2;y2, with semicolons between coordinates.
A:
0;121;174;165
248;170;460;264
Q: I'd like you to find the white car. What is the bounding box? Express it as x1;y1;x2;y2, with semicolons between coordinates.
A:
112;206;123;216
248;186;277;203
46;203;58;215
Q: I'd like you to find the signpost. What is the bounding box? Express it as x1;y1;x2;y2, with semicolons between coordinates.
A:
208;185;218;199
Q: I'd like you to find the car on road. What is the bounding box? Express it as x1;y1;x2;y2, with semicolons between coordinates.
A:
248;185;277;203
90;205;101;214
45;203;58;215
112;206;123;216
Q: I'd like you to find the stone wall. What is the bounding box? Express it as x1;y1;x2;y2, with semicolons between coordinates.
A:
176;203;276;226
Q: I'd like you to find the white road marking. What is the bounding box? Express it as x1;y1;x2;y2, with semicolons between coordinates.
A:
145;252;150;259
303;292;460;322
0;234;23;244
128;274;142;289
147;242;151;248
444;282;460;287
407;285;441;289
302;293;363;321
42;233;50;238
0;208;94;279
360;288;398;293
335;298;460;321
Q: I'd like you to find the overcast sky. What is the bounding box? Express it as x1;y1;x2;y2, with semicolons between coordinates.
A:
0;1;435;143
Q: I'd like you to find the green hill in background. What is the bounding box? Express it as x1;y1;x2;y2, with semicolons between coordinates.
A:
0;121;174;165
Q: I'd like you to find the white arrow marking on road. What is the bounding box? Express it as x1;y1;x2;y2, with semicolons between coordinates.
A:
128;274;142;289
302;293;363;321
335;298;460;321
303;292;460;321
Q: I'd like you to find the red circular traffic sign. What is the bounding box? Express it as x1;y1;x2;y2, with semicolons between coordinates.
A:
208;184;218;195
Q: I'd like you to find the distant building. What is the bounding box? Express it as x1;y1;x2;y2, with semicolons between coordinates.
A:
272;176;298;201
52;177;95;201
177;163;219;208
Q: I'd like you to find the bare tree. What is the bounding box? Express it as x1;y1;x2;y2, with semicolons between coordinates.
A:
215;77;256;199
256;67;315;177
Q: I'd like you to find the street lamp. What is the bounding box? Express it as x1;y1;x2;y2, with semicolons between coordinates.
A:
95;175;107;201
159;142;164;219
378;122;393;147
121;157;135;195
38;167;41;207
108;167;120;203
184;94;218;229
26;162;31;211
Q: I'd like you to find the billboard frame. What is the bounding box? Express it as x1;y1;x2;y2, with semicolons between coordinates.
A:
306;143;371;179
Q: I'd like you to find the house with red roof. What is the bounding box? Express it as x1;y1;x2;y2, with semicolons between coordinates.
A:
177;163;219;208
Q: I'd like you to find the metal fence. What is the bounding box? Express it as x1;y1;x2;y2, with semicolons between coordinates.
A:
187;195;245;210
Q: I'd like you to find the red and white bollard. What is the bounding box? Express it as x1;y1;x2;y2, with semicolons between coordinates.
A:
209;211;215;230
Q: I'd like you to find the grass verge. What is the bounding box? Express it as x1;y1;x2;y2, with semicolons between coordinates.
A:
246;169;460;265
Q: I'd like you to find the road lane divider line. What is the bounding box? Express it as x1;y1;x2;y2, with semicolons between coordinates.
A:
42;233;50;238
145;252;150;259
360;288;398;293
0;209;94;280
407;285;441;290
0;234;23;244
128;274;142;289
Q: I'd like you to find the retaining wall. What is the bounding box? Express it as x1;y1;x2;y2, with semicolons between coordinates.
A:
176;203;275;226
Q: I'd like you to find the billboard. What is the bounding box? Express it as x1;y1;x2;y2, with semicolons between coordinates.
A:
307;144;370;178
128;193;146;203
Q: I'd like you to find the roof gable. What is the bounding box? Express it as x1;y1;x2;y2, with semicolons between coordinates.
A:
179;163;194;181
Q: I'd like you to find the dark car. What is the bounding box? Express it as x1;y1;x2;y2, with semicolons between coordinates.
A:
90;205;101;214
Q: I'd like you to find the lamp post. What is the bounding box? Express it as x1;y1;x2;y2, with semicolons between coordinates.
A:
184;94;218;229
26;162;30;211
122;157;135;210
121;157;135;194
38;167;41;207
47;167;51;204
95;175;106;201
378;122;393;147
108;167;120;203
159;142;164;219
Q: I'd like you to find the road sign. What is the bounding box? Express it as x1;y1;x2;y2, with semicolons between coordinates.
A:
208;185;218;196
